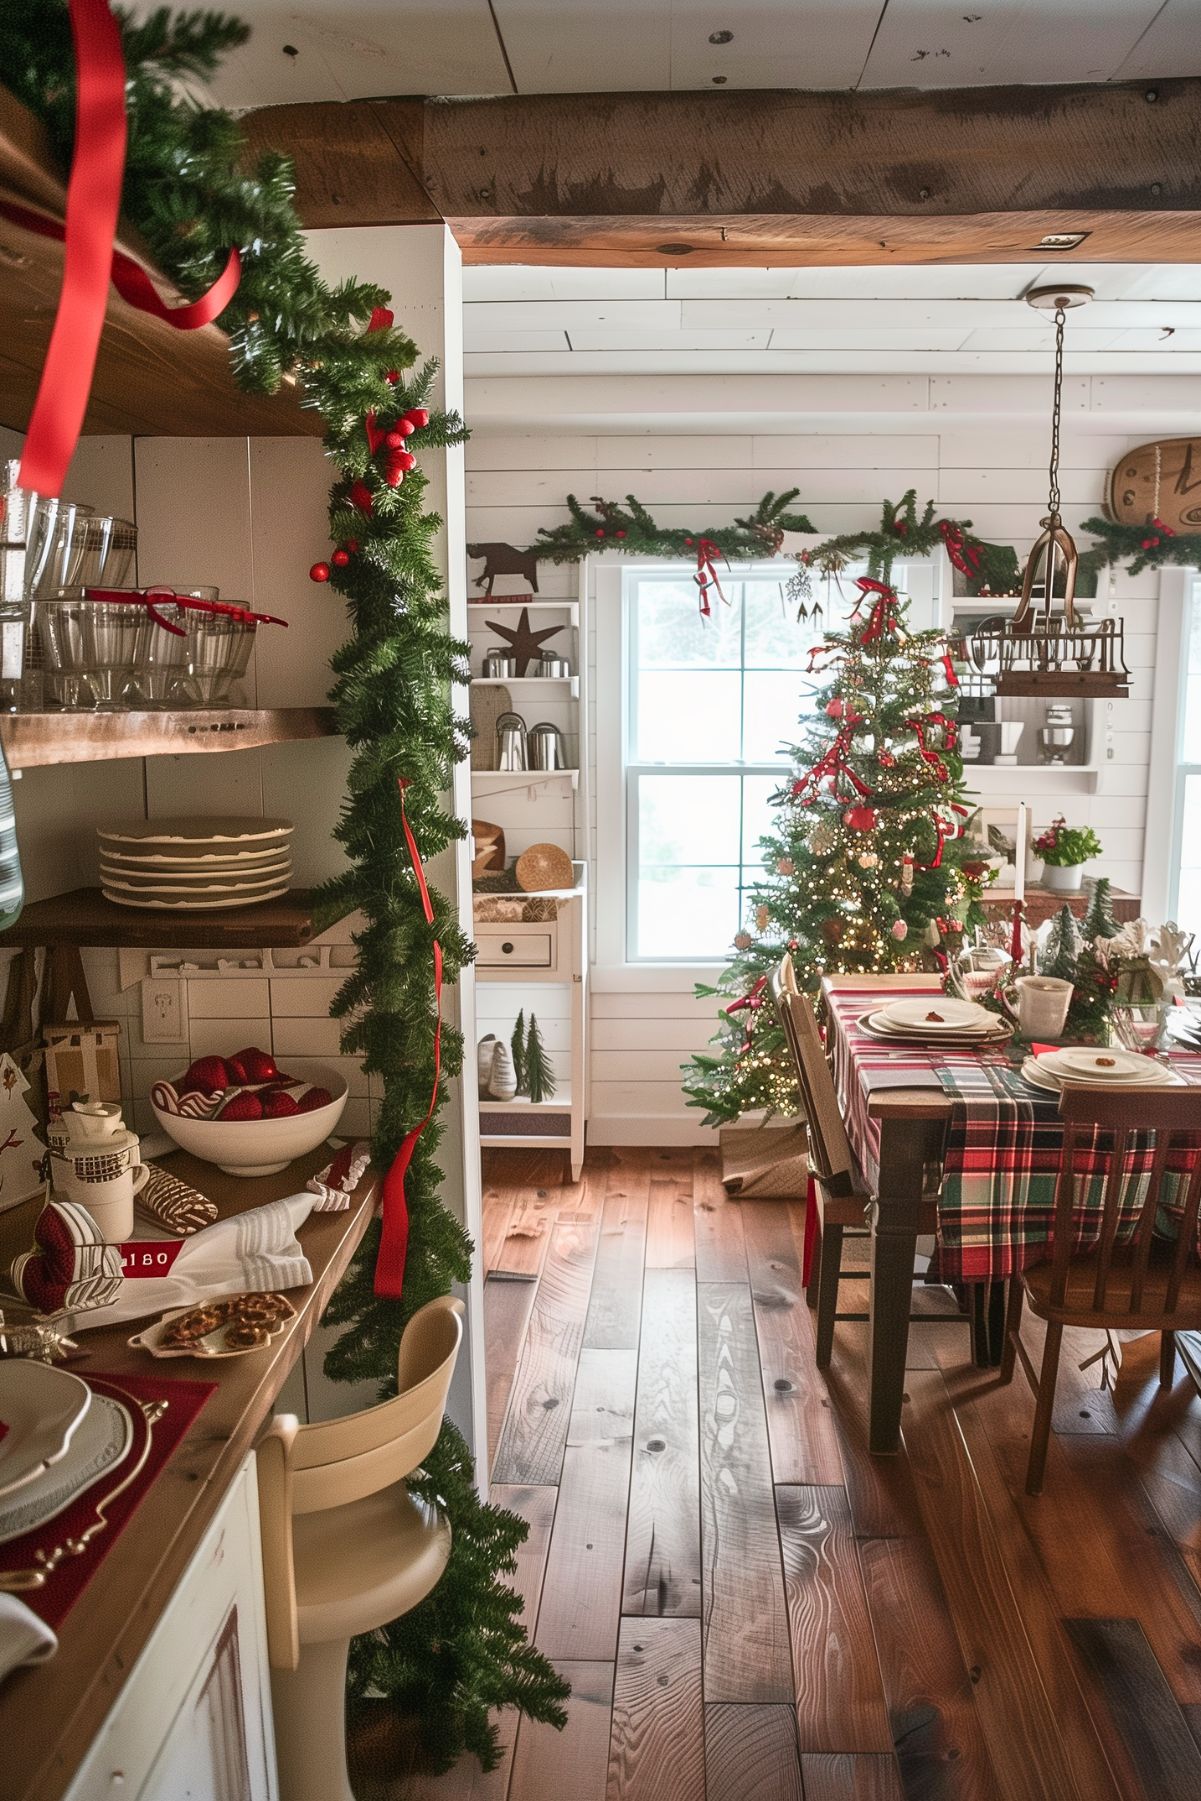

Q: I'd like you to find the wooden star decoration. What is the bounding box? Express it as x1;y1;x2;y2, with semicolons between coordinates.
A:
484;607;566;676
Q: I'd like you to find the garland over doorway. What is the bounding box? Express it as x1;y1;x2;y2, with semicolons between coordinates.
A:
2;2;566;1771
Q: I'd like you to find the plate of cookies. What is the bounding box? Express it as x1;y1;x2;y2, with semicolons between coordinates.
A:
128;1291;296;1359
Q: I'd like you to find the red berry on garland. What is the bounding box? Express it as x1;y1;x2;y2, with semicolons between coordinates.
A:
384;430;404;449
684;537;694;547
350;480;374;515
395;418;415;437
332;548;351;568
616;529;627;539
595;528;606;539
405;407;430;429
309;561;331;584
397;450;417;470
877;751;896;768
386;468;405;488
385;369;400;384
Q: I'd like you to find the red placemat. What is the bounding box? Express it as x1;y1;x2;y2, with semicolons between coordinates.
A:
0;1371;214;1631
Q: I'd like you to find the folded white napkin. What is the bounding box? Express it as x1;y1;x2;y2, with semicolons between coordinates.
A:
0;1595;57;1683
62;1191;319;1331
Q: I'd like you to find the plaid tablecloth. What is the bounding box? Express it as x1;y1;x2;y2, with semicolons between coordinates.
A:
825;979;1201;1282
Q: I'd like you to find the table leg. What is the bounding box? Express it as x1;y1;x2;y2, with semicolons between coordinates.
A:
867;1122;929;1454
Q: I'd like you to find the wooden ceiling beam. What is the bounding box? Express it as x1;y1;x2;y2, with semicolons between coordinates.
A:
241;79;1201;265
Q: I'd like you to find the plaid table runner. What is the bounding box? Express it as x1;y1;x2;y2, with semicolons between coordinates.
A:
825;979;1201;1283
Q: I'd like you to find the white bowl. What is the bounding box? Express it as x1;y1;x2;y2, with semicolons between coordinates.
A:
150;1066;350;1176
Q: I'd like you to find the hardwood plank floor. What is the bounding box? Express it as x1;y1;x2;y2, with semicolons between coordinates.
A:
472;1148;1201;1801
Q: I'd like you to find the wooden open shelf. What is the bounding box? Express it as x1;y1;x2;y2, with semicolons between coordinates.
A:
0;887;335;948
0;706;337;769
0;89;321;438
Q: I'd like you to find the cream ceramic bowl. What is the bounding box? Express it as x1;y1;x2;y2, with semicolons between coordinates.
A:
150;1066;349;1177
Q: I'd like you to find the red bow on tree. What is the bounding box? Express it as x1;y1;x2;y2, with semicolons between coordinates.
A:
856;577;900;644
938;519;983;578
726;975;768;1016
694;538;728;618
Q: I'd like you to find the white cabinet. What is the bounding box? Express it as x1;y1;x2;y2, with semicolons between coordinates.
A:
65;1456;276;1801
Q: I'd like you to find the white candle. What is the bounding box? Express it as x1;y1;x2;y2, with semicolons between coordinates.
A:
1014;802;1028;904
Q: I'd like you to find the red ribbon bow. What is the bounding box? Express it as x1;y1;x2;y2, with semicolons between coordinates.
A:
856;577;900;644
793;722;872;804
938;519;982;578
85;586;287;634
694;538;728;618
726;975;768;1017
374;779;444;1300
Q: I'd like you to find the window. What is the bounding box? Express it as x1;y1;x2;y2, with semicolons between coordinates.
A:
621;562;876;963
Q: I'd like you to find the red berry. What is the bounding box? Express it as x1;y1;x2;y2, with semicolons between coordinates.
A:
224;1054;249;1085
331;548;350;568
684;537;694;547
405;407;429;429
262;1091;301;1119
395;418;415;437
386;469;404;487
234;1047;280;1084
385;369;400;384
296;1086;334;1113
218;1093;264;1121
595;528;605;538
1141;538;1153;549
384;430;404;449
616;529;627;539
346;538;359;553
180;1055;231;1096
309;561;331;583
397;450;416;470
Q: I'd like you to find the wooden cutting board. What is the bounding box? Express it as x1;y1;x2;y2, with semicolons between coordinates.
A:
1107;437;1201;531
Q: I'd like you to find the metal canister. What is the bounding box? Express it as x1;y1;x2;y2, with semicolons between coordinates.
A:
496;711;528;770
528;722;567;771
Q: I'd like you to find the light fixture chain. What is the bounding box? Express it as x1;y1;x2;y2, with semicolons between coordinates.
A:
1048;305;1065;516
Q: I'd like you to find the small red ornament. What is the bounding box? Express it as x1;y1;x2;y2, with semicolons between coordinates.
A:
386;468;404;488
350;480;374;515
405;407;430;429
843;805;879;833
684;536;694;547
309;561;331;584
787;939;799;950
397;450;417;470
384;430;404;449
616;529;627;539
877;751;896;768
385;369;400;385
595;528;606;539
332;548;351;568
395;417;415;437
346;538;359;553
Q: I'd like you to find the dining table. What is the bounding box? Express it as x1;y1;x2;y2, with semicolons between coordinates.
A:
821;972;1201;1455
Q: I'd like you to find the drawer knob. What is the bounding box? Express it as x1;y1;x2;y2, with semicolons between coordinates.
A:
501;941;514;954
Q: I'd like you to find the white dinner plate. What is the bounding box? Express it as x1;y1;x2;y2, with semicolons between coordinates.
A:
1021;1055;1182;1094
99;843;292;869
867;1013;998;1039
860;1011;1013;1047
98;816;293;847
878;997;995;1032
1042;1046;1162;1082
102;885;290;911
99;866;291;896
0;1393;132;1544
0;1364;92;1501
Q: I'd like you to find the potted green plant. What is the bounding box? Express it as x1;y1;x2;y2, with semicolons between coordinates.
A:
1033;816;1103;894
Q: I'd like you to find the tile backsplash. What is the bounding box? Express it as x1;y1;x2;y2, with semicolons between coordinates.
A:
79;911;376;1141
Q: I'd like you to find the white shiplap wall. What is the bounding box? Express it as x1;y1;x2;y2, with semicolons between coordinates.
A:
463;376;1170;1145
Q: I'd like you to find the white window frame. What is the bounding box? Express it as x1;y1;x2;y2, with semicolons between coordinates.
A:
1145;564;1199;923
593;550;938;988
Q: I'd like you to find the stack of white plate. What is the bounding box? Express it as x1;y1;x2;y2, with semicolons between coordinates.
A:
1021;1045;1183;1094
97;816;294;910
860;995;1012;1045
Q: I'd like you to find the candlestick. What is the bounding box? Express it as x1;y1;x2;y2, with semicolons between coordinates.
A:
1014;801;1028;905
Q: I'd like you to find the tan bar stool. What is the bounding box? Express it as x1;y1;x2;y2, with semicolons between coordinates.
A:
256;1294;465;1801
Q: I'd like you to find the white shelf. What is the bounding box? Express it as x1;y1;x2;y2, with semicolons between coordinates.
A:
472;675;580;698
471;767;580;790
469;601;580;621
480;1092;572;1115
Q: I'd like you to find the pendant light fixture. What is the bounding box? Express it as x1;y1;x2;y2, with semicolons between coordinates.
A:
971;285;1129;699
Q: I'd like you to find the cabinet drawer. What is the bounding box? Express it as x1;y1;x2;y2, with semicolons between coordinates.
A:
476;931;554;969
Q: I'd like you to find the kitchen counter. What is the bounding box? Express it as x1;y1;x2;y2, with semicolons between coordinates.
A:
0;1145;379;1801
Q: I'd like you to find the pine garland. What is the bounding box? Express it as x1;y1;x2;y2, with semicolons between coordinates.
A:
1077;513;1197;577
2;2;567;1771
534;487;816;560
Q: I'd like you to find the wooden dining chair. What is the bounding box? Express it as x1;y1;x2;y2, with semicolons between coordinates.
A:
257;1294;465;1801
1001;1085;1201;1494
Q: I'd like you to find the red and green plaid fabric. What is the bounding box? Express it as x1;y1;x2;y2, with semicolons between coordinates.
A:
825;979;1201;1283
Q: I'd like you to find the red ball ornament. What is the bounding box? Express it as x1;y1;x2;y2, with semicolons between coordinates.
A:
684;536;694;547
346;538;359;553
405;408;430;429
595;528;606;539
843;805;879;833
309;561;331;584
384;430;404;449
826;697;845;719
331;548;351;568
616;529;627;539
385;369;400;385
397;449;417;470
386;468;404;488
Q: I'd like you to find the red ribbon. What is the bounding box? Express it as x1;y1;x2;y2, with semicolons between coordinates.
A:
938;519;982;577
726;974;768;1017
938;652;960;689
85;586;287;632
374;779;444;1300
16;0;126;499
792;722;872;803
1010;900;1025;964
857;577;900;644
694;538;728;618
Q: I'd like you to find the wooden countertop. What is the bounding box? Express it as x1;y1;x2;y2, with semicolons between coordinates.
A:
0;1145;379;1801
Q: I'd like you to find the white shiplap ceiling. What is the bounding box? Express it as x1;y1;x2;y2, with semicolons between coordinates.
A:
461;263;1201;376
196;1;1201;106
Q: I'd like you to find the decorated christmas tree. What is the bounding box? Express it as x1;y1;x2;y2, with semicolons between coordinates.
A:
684;575;987;1124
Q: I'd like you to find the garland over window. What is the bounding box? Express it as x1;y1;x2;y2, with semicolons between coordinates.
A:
2;2;566;1772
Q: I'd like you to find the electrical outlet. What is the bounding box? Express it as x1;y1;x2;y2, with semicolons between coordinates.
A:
141;977;187;1045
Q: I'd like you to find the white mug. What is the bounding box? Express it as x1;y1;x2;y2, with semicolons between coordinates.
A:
57;1160;149;1242
1004;974;1074;1039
